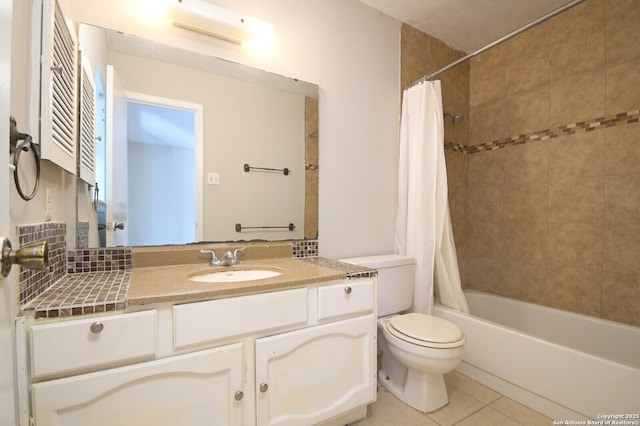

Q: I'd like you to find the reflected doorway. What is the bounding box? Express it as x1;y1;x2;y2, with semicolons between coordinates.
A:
126;100;197;246
100;67;204;247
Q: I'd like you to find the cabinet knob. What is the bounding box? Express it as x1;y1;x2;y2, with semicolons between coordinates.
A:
90;322;104;333
344;286;352;295
234;391;244;401
259;383;269;393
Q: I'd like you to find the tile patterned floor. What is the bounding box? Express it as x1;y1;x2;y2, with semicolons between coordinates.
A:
352;371;552;425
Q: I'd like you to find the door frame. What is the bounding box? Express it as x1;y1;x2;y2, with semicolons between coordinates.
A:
1;1;18;424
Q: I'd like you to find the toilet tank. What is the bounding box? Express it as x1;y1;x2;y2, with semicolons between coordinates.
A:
340;254;415;316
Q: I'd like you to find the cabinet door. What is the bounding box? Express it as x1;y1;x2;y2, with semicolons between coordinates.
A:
32;344;244;426
38;0;78;174
255;315;376;426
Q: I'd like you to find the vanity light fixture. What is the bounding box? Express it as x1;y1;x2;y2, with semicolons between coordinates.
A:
169;0;273;46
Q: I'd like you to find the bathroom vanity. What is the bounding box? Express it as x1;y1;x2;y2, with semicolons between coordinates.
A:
17;257;378;426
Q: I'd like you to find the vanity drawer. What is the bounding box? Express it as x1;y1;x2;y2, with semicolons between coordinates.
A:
30;310;157;380
173;288;308;349
317;280;375;321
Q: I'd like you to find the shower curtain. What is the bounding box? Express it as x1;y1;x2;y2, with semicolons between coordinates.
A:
395;80;469;314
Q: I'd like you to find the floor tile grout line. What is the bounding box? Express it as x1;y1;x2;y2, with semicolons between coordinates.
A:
445;402;487;426
427;382;490;426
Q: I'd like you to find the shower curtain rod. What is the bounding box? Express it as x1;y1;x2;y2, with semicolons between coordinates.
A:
410;0;585;87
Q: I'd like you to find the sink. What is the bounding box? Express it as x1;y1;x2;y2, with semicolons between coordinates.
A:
189;269;282;283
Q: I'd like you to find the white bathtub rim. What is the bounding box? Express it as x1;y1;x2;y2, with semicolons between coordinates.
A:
459;289;640;333
435;302;638;372
456;288;638;330
434;295;640;419
437;290;640;369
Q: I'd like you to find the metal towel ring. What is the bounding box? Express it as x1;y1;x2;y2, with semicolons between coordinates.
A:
13;136;41;201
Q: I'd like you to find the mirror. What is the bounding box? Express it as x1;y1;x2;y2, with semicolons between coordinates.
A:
77;24;319;248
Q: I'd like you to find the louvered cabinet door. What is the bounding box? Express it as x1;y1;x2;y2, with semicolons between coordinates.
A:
39;0;78;174
78;56;96;183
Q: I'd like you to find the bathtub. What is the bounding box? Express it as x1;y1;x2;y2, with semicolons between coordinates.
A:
433;290;640;420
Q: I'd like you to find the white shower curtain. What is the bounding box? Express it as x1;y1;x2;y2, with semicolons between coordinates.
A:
395;80;468;314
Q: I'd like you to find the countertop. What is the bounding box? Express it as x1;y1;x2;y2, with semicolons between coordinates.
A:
127;257;347;305
24;257;376;319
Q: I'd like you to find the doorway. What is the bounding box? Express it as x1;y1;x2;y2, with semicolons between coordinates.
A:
126;99;198;246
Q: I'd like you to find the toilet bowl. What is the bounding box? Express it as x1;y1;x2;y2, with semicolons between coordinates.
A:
378;313;465;413
340;255;466;414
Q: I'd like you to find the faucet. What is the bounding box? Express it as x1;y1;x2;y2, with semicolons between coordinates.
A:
200;247;246;266
221;247;246;266
200;249;222;266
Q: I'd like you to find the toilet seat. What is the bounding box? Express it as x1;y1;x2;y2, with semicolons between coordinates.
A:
386;313;465;349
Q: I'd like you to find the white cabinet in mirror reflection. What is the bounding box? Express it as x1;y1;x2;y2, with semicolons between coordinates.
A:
78;56;96;183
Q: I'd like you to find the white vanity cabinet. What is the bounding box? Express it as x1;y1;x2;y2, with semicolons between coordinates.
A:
26;309;244;426
255;314;376;426
31;344;244;426
29;310;157;379
22;278;377;426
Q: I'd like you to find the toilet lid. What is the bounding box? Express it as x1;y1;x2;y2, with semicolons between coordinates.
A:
389;313;464;344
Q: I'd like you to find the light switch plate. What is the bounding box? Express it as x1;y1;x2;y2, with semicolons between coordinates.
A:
207;173;220;185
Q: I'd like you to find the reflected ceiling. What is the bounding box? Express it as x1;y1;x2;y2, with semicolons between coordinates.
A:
127;102;195;149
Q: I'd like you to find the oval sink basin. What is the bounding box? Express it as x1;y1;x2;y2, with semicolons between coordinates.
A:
190;269;282;283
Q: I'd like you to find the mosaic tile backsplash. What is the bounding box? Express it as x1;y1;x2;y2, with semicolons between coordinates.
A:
76;220;89;249
67;248;133;273
17;222;134;313
17;223;67;306
292;240;318;257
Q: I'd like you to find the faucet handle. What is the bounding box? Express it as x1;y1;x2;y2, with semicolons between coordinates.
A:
224;247;246;265
233;247;246;259
200;249;221;266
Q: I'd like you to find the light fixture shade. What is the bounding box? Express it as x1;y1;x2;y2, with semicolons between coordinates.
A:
169;0;272;46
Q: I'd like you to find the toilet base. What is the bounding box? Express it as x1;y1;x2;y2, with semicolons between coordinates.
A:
378;367;448;413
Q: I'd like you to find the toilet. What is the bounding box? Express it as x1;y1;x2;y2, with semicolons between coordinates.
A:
341;254;465;413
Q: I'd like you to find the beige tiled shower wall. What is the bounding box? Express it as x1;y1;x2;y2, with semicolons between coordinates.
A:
400;25;470;148
467;0;640;326
403;0;640;327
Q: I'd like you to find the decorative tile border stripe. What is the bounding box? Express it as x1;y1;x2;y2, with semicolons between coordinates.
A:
443;141;468;153
292;240;318;257
67;248;133;273
26;271;130;319
445;109;640;154
17;223;67;306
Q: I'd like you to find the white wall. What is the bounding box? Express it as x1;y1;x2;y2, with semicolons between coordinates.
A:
128;142;195;246
65;0;401;258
